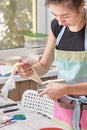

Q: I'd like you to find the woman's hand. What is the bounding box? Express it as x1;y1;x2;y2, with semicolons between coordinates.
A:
39;82;67;100
17;60;34;78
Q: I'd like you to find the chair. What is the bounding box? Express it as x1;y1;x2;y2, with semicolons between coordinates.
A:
21;90;54;119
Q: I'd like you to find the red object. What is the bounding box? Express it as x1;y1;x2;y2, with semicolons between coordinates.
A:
39;128;63;130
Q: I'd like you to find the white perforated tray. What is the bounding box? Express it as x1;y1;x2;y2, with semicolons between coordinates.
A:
21;90;54;119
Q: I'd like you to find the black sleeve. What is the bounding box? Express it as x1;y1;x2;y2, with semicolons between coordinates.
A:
51;19;63;38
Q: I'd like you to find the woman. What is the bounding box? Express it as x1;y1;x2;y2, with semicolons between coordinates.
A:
18;0;87;130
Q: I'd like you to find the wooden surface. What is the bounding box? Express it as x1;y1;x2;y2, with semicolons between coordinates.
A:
0;76;57;101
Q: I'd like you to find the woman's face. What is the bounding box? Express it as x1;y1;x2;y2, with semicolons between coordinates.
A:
49;3;83;27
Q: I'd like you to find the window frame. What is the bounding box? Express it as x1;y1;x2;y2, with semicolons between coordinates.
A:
0;0;47;60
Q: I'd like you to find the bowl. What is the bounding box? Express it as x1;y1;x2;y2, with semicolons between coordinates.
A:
4;56;22;66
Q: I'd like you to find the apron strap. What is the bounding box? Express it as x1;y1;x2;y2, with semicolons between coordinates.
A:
85;26;87;50
85;8;87;50
56;26;66;46
56;8;87;50
65;95;87;130
72;100;81;130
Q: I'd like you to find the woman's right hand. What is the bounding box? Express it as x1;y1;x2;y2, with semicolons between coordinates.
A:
17;60;34;78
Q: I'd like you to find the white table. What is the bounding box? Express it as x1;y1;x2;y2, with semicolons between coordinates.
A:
0;106;63;130
0;97;63;130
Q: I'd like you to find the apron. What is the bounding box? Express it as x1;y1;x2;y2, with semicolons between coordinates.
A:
53;8;87;130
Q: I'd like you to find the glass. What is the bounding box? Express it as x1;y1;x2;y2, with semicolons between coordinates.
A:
24;33;48;56
24;33;48;67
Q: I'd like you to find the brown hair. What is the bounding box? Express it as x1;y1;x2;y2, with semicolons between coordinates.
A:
45;0;84;10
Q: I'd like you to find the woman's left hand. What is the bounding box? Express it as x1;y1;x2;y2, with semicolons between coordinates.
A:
39;82;67;100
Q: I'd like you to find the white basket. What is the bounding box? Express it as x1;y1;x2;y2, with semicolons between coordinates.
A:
21;90;54;119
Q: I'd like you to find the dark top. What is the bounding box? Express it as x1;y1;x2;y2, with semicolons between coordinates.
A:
51;19;85;51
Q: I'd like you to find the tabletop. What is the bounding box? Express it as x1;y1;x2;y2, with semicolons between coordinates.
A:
0;97;63;130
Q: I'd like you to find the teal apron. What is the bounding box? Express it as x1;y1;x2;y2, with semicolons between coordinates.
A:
54;8;87;130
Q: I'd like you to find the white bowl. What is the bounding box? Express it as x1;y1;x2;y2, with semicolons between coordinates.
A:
4;56;21;66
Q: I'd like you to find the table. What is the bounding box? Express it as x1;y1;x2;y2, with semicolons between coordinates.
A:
1;108;63;130
0;97;63;130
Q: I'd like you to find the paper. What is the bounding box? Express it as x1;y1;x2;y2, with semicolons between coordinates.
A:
0;95;16;107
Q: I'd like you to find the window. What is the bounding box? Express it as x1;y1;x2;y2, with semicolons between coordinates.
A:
0;0;47;59
0;0;37;50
